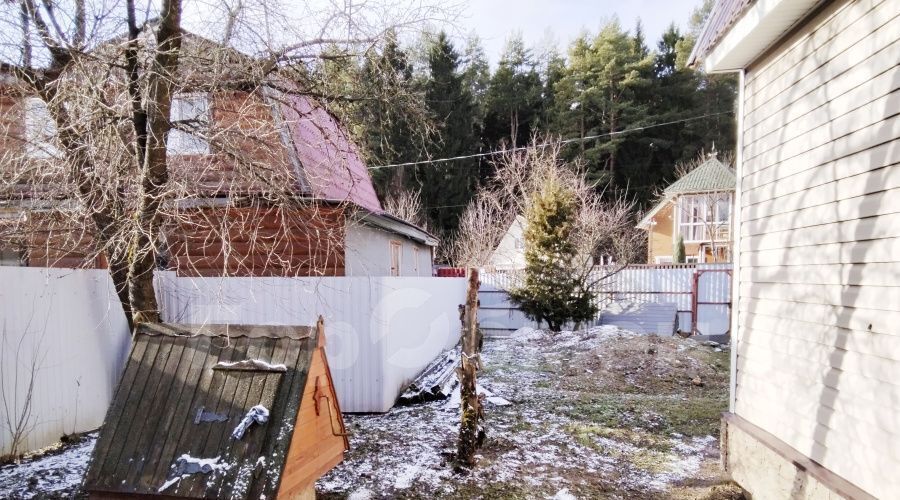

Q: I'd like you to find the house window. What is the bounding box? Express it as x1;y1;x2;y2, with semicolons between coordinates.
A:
168;93;210;155
24;97;59;159
655;255;673;264
686;255;699;264
0;248;25;266
390;241;402;276
677;193;732;242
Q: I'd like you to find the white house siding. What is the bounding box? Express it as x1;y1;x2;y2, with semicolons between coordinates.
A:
735;0;900;497
344;223;434;276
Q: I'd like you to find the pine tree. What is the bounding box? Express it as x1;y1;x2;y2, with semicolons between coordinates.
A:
416;31;479;235
483;34;544;149
509;177;597;332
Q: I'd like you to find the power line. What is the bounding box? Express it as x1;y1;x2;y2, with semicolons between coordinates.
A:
369;110;734;170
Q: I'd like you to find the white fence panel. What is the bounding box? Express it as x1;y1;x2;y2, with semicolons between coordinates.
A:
0;268;130;456
480;263;732;336
155;272;466;412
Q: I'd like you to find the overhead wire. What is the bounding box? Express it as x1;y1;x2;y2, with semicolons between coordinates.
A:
368;110;734;170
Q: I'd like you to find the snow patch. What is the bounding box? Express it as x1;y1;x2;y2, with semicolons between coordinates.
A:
214;359;287;371
159;454;231;493
232;405;270;440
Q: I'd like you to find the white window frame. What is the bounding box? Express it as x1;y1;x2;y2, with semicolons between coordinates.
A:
168;93;210;155
686;255;700;264
677;193;732;243
24;97;59;159
655;255;674;264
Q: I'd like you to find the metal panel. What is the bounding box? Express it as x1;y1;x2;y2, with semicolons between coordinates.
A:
0;267;131;455
83;324;312;498
479;264;733;336
155;272;466;412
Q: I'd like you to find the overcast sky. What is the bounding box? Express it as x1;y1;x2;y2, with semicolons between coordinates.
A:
456;0;703;65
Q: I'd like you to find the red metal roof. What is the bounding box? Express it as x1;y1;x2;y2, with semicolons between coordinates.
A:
279;96;383;214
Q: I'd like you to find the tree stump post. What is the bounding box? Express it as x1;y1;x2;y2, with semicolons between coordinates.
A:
457;267;482;466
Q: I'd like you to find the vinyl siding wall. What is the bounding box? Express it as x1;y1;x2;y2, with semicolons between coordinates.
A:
735;0;900;497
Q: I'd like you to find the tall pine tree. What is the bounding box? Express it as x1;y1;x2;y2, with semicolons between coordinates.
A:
416;32;479;235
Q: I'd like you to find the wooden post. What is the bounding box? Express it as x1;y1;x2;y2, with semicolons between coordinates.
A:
457;268;482;466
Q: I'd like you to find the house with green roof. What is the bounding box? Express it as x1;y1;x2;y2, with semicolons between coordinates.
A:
637;155;736;264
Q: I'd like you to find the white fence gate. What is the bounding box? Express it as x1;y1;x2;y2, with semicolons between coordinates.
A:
1;267;466;455
479;263;732;337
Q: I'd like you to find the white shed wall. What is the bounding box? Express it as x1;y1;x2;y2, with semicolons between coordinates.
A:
735;0;900;497
0;268;130;455
155;272;465;412
345;224;434;276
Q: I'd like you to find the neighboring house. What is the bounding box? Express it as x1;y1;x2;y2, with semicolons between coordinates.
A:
487;214;527;271
692;0;898;498
0;38;436;278
84;322;348;498
638;156;735;264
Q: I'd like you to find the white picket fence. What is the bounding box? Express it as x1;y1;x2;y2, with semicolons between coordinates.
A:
1;267;466;455
479;263;732;336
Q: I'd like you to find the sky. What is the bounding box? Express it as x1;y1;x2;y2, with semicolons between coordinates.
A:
457;0;703;65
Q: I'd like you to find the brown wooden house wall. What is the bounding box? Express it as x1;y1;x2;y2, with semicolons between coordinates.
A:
167;205;347;277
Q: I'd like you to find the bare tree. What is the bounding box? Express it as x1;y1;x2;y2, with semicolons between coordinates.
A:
383;188;427;228
0;0;451;328
445;137;644;277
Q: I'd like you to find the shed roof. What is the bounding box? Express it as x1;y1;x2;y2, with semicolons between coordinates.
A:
84;323;318;499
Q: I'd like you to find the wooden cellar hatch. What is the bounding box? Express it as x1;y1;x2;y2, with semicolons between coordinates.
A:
83;320;348;499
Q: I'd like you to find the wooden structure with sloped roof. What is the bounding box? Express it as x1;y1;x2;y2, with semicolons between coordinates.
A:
84;320;348;499
637;156;736;264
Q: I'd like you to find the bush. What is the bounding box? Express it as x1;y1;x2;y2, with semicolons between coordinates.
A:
508;176;597;331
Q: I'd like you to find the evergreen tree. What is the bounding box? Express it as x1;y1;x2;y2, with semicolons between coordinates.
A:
356;30;422;196
509;177;597;332
674;235;686;263
416;31;479;235
483;34;544;149
550;20;654;188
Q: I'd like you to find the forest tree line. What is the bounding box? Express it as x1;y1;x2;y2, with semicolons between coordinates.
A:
313;0;736;237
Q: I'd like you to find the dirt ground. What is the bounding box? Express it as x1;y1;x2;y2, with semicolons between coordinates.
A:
318;326;744;499
0;326;743;500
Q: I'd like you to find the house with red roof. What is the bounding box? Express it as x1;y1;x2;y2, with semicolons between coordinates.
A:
0;39;437;278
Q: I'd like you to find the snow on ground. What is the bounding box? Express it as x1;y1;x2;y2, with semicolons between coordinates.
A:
0;432;96;499
319;326;736;499
0;326;737;500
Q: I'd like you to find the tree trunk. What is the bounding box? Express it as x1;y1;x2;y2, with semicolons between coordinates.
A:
457;268;483;466
127;0;183;324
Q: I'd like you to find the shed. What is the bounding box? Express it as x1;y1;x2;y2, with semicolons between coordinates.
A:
83;320;348;499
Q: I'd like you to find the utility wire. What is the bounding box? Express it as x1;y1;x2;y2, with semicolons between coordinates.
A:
369;110;734;170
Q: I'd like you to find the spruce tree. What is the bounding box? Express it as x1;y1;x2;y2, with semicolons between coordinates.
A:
417;31;479;235
509;177;597;332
